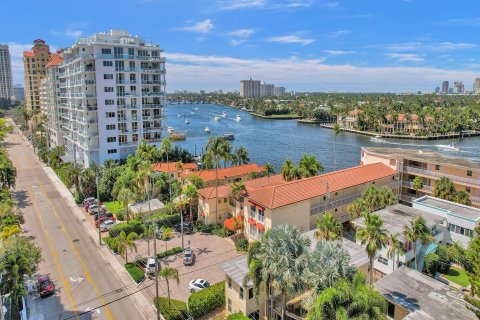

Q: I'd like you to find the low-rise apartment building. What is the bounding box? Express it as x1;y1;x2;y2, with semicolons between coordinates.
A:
361;147;480;208
182;164;265;188
151;162;198;182
198;163;398;239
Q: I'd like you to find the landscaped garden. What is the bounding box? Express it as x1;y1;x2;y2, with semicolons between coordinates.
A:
443;266;470;287
103;201;123;214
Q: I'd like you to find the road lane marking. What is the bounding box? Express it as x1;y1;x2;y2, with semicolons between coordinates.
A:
38;184;114;320
28;187;80;320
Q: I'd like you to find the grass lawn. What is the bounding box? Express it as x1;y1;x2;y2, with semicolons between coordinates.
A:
444;266;470;287
103;201;123;214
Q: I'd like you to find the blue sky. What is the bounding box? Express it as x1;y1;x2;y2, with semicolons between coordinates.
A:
2;0;480;92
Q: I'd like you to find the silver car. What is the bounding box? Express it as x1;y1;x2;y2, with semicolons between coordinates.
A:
183;248;194;265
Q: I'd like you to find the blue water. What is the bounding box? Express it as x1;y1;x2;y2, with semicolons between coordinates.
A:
164;103;480;173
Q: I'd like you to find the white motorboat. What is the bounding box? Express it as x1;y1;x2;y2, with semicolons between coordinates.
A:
438;143;460;151
214;116;221;121
194;107;199;111
375;135;382;138
222;111;227;118
235;114;241;122
177;114;181;117
167;126;174;133
204;127;210;133
185;119;190;124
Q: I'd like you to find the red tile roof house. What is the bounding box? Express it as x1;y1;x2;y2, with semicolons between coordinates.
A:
198;163;398;240
151;162;198;182
180;163;265;187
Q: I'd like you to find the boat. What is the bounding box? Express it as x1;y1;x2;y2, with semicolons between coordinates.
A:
222;111;227;118
169;132;186;140
185;119;190;124
438;143;460;151
177;114;181;117
370;137;384;143
235;114;241;122
190;111;194;114
194;107;199;111
167;126;174;133
214;116;221;121
204;127;210;133
223;133;234;140
375;135;382;138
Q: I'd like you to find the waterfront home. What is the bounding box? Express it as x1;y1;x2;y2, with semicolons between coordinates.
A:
151;161;198;182
182;163;265;187
337;108;362;128
198;162;398;239
380;113;434;134
220;233;369;320
375;266;477;320
361;147;480;208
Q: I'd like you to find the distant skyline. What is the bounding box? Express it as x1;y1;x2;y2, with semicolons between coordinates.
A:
2;0;480;92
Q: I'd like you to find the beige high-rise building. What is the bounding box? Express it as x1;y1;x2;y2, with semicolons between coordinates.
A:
474;78;480;94
0;45;13;100
23;39;51;112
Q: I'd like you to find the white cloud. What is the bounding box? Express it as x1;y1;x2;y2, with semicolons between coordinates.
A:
230;39;247;46
448;17;480;26
283;0;314;8
227;28;255;38
220;0;267;10
220;0;313;10
321;2;340;8
50;29;83;39
180;19;214;34
387;42;477;52
386;53;424;63
324;50;355;55
163;52;479;92
329;29;351;38
268;35;315;45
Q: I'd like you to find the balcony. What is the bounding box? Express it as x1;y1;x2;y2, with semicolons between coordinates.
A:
403;166;480;187
142;92;164;97
141;80;166;85
402;180;433;193
116;79;137;84
117;92;138;97
143;127;162;132
115;67;138;72
140;68;165;73
142;104;163;109
117;104;138;110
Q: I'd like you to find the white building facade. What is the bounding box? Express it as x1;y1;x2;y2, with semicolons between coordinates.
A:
0;45;13;100
240;78;261;98
57;30;166;166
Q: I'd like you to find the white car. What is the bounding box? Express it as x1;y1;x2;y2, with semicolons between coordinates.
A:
188;279;210;293
88;204;102;214
99;220;116;232
145;257;158;275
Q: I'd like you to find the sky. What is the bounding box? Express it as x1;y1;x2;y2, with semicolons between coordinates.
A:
1;0;480;92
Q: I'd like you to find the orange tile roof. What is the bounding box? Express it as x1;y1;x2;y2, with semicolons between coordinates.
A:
46;53;64;68
248;163;396;210
348;108;362;116
151;162;198;173
198;174;285;199
182;164;265;182
23;51;34;57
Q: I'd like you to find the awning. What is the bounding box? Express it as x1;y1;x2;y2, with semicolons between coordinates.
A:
256;205;264;211
256;222;265;231
248;201;256;207
248;217;256;225
224;217;244;231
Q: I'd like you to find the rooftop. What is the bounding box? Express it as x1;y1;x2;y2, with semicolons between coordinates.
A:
352;204;445;240
414;196;480;222
181;164;265;183
151;162;198;173
46;53;64;68
220;255;251;287
248;162;396;210
363;147;480;170
375;266;476;320
129;199;164;214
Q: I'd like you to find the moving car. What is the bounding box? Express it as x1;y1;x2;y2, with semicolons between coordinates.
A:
188;279;210;293
99;220;116;232
38;275;55;297
145;257;159;275
183;247;194;265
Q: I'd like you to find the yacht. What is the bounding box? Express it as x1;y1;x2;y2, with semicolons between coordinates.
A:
222;111;227;118
438;143;460;151
194;107;199;111
223;133;234;140
167;126;174;133
169;132;186;140
185;119;190;124
235;114;241;122
177;114;181;117
214;116;221;121
204;127;210;133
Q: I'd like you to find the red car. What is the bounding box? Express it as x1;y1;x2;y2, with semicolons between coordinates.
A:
95;215;116;228
38;275;55;297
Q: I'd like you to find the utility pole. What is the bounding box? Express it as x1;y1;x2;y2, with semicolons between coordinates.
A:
96;175;102;245
73;143;77;169
46;126;50;167
153;225;160;320
179;176;184;249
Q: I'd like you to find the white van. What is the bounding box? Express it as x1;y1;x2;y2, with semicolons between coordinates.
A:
146;257;158;275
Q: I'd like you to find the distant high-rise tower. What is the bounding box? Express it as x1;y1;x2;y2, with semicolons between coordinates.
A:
435;87;440;93
0;45;13;100
240;78;261;98
13;84;25;101
441;81;449;94
453;81;464;94
474;78;480;94
23;39;51;112
274;86;286;96
260;82;274;97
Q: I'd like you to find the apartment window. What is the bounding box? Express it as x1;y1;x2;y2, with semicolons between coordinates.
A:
466;187;471;193
227;299;232;312
128;48;135;57
106;124;116;130
114;47;124;57
129;61;136;69
107;149;117;154
248;311;260;320
224;198;228;203
435;165;440;171
377;256;388;265
467;170;473;177
239;287;244;300
104;87;114;92
106;112;115;118
107;137;116;143
248;288;254;300
101;48;112;54
105;99;114;105
103;61;113;67
227;277;232;289
104;74;113;79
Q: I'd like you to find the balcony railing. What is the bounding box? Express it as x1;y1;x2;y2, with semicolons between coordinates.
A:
116;79;137;84
402;181;433;192
142;92;164;97
117;104;138;109
403;165;480;187
115;67;138;72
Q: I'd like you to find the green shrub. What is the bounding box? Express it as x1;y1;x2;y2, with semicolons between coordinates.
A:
150;213;181;228
116;208;127;221
108;220;144;238
227;312;250;320
194;221;214;233
212;225;232;238
234;236;249;252
104;237;118;253
154;297;188;320
188;281;225;318
124;263;145;283
158;246;183;259
423;253;439;277
437;245;451;274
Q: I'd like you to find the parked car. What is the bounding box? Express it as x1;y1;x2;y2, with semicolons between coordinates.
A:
183;247;194;265
88;204;103;215
38;275;55;297
145;257;159;275
82;197;96;206
99;220;116;232
95;215;116;228
175;222;193;234
188;279;210;293
83;200;97;211
94;211;113;221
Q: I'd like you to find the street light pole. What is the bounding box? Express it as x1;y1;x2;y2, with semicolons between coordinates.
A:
178;170;184;249
153;225;160;320
96;175;101;245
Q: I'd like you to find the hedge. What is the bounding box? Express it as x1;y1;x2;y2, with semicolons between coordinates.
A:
227;312;250;320
158;246;183;259
423;253;439;277
108;220;144;238
149;213;181;228
437;245;451;274
154;297;188;320
188;281;225;318
234;236;249;252
104;237;118;253
124;263;145;283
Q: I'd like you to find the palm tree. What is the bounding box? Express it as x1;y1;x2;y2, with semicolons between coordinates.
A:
0;152;17;190
356;212;389;285
309;273;386;320
332;122;341;171
116;231;139;263
348;198;368;219
162;227;174;251
315;213;343;241
281;159;296;182
298;153;324;178
387;233;404;271
454;190;471;205
433;176;457;201
158;267;180;308
161;138;174;214
143;223;155;256
412;176;424;195
264;162;275;181
113;169;139;221
183;183;198;220
116;188;136;221
0;224;21;240
230;181;246;199
233;146;250;165
137;160;152;200
0;254;32;317
403;216;434;271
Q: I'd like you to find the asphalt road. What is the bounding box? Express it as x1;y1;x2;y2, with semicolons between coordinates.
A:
6;127;150;320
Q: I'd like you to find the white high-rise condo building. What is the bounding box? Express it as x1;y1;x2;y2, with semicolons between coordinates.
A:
55;30;166;167
274;86;286;96
260;82;274;97
474;78;480;94
0;45;13;100
240;78;261;98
